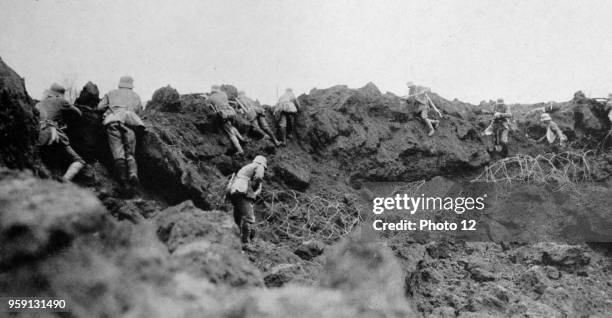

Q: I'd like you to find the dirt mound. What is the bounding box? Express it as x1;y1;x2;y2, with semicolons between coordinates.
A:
298;83;490;181
146;85;181;112
0;57;38;169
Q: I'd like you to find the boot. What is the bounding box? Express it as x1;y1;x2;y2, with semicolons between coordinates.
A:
262;126;280;146
279;126;287;146
425;119;435;136
62;161;84;182
114;158;129;186
240;222;251;245
231;126;246;143
229;135;244;155
126;156;139;186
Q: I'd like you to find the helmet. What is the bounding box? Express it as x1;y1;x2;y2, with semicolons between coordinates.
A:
211;85;221;92
286;88;293;92
118;76;134;89
496;98;504;104
50;83;65;95
238;90;245;96
406;81;414;87
253;155;267;168
540;113;552;122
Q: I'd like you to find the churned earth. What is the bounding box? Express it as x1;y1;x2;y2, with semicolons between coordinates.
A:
1;56;611;317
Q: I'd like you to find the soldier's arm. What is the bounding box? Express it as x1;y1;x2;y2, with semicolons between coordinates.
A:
427;95;442;116
135;96;144;115
97;94;109;111
251;165;265;191
293;96;301;111
551;122;565;139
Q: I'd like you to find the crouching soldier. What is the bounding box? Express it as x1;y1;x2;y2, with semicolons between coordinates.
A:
98;76;144;192
537;113;567;147
208;85;246;155
402;82;442;136
274;88;300;146
36;83;85;181
236;91;280;146
484;98;512;153
228;155;267;249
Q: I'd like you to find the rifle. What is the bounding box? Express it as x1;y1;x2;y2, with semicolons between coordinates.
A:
229;98;249;114
399;91;429;100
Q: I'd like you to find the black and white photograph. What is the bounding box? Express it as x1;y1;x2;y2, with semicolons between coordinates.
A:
1;0;611;317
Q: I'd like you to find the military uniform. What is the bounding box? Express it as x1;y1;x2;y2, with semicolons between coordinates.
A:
406;84;440;136
208;88;245;154
36;84;85;181
540;113;567;146
228;156;267;245
238;93;279;145
484;99;512;150
274;89;299;145
98;76;144;187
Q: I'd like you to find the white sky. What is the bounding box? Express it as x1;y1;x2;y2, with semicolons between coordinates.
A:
2;0;612;104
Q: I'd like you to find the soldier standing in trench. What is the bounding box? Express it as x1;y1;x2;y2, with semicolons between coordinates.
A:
227;155;267;250
208;85;246;155
36;83;86;182
401;82;442;136
274;88;301;146
98;76;145;194
235;90;281;146
535;112;567;148
484;98;512;153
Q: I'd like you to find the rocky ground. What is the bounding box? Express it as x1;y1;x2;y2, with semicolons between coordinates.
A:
1;56;611;317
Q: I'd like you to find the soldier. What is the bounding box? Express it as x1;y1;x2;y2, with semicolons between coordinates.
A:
98;76;145;192
236;91;280;146
208;85;246;155
401;82;442;136
536;113;567;147
228;155;267;248
274;88;301;146
484;98;512;152
36;83;85;182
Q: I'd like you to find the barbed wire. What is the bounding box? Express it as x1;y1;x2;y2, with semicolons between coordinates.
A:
255;189;362;245
472;151;593;191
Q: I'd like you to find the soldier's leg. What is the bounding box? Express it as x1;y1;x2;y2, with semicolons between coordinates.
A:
258;116;280;146
122;126;139;184
61;144;85;182
240;198;256;244
106;124;128;184
421;109;435;136
278;113;287;145
223;120;244;154
250;119;266;138
230;194;242;228
287;113;296;138
500;128;509;145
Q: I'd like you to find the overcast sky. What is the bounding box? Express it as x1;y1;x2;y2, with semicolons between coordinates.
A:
2;0;612;105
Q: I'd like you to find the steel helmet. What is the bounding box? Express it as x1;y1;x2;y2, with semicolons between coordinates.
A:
540;113;552;122
118;76;134;89
253;155;267;168
50;83;66;95
496;98;504;104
